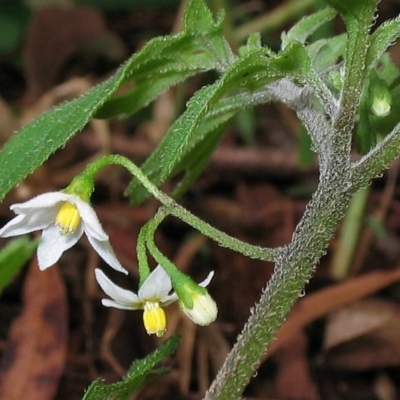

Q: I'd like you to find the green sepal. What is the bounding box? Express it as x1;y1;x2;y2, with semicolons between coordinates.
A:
63;171;96;202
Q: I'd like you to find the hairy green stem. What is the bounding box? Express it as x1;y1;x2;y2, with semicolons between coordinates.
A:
82;154;276;262
352;122;400;189
204;7;378;397
136;223;151;287
204;176;355;399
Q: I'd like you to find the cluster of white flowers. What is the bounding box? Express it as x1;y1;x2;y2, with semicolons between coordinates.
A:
0;191;217;336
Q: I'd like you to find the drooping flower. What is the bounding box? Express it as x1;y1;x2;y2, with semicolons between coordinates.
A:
179;285;218;326
0;192;127;274
95;265;216;336
174;270;217;326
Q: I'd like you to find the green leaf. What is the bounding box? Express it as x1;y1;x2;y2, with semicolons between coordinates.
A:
366;16;400;72
281;7;337;49
95;63;203;119
171;123;227;199
83;335;181;400
95;0;234;118
0;0;230;202
0;237;38;295
307;33;346;72
0;73;122;203
269;42;312;78
126;44;312;204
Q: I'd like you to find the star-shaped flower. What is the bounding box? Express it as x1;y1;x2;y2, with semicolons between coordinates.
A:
0;192;127;274
95;265;216;336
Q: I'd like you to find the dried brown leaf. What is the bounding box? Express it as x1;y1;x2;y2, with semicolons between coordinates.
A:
266;268;400;358
23;6;109;98
324;297;399;350
324;298;400;370
0;261;67;400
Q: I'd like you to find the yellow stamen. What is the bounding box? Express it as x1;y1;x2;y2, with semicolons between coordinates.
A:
143;302;167;337
55;202;81;234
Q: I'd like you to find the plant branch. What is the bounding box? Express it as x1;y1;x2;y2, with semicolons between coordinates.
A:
205;173;356;399
83;154;277;262
351;121;400;190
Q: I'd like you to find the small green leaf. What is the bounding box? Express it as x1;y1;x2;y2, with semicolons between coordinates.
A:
0;237;38;295
366;16;400;72
184;0;221;34
83;335;181;400
281;7;337;49
307;33;346;72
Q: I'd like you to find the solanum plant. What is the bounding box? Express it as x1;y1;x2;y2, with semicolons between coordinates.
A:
1;0;400;398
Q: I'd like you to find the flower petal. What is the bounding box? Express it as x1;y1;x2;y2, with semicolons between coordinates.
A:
37;224;82;270
95;269;140;307
86;234;127;274
0;207;57;237
74;198;108;241
138;265;173;300
101;299;140;310
10;192;69;213
199;271;214;288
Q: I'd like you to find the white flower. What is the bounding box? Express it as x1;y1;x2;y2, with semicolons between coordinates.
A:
0;192;127;274
178;272;217;325
95;265;216;336
95;265;177;336
180;289;218;326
